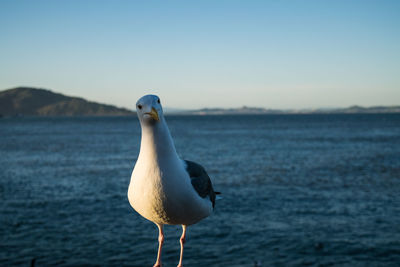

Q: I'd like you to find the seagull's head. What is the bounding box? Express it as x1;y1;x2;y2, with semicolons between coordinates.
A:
136;94;164;125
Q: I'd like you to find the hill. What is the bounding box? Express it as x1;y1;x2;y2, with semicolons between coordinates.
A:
0;87;134;116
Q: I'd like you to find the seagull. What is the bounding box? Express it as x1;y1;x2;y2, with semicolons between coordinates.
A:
128;94;219;267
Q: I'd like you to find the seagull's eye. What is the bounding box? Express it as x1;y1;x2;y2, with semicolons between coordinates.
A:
137;104;143;110
157;99;160;104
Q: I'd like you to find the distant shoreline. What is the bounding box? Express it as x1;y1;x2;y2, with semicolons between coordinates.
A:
2;112;400;119
166;105;400;115
1;87;399;117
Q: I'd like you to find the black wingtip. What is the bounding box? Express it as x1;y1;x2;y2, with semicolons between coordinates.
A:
215;191;221;195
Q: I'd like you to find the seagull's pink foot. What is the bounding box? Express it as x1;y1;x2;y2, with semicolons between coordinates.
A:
154;224;164;267
177;225;187;267
177;237;185;267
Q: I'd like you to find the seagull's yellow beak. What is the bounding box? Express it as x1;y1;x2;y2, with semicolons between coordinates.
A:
148;107;160;121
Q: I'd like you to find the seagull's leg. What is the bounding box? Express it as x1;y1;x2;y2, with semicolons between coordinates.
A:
154;224;164;267
177;225;187;267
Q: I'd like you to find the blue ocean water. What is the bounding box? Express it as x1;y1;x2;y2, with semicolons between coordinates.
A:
1;114;400;266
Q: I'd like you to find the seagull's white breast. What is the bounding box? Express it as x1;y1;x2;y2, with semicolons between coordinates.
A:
128;156;212;226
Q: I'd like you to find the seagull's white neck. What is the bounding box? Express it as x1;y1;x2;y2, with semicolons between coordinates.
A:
138;118;179;163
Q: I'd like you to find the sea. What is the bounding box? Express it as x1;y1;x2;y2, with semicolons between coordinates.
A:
1;114;399;267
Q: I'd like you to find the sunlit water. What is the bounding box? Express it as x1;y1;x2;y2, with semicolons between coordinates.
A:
1;114;400;266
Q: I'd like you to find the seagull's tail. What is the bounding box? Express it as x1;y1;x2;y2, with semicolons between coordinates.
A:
215;191;222;200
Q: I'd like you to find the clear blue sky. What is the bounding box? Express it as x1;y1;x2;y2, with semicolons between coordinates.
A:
1;0;399;109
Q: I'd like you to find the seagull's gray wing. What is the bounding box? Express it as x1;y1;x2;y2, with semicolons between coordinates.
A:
183;160;217;208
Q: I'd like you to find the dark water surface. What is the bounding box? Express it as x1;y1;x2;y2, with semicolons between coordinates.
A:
1;114;400;266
